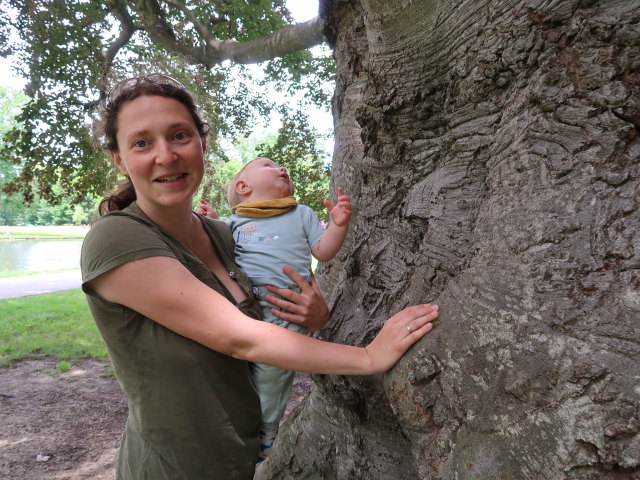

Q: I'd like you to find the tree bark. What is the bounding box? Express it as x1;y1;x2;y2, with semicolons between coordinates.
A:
256;0;640;478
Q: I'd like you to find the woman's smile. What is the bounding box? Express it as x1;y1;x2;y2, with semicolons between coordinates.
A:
155;172;188;183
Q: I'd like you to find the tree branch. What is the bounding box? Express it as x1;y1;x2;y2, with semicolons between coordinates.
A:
98;1;327;80
204;16;325;65
103;0;138;70
161;0;212;46
135;0;208;63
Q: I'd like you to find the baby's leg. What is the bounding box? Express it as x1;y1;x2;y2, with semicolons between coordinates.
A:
251;361;296;431
252;285;307;461
251;362;296;462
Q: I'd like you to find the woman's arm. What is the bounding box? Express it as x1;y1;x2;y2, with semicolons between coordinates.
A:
89;256;438;375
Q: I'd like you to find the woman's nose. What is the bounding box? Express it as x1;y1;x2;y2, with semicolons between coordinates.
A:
156;140;177;163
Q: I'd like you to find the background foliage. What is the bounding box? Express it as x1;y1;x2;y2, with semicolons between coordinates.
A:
0;0;334;220
0;85;97;225
198;107;330;220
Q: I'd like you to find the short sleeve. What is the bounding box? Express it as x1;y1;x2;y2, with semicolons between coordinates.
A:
80;214;176;289
299;205;326;248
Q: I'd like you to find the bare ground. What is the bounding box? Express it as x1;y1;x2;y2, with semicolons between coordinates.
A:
0;358;312;479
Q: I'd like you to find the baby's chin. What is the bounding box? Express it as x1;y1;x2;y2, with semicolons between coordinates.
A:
282;186;295;198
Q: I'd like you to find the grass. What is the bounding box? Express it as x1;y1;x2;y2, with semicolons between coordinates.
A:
0;267;79;279
56;360;72;373
0;289;107;367
0;225;88;240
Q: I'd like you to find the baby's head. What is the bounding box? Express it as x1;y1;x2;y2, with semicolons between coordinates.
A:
227;157;295;208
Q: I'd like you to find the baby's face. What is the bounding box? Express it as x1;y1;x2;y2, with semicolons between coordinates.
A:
241;157;294;200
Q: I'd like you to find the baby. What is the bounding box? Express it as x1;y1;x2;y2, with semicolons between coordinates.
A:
198;157;351;461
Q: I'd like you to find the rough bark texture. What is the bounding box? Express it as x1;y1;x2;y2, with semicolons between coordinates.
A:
256;0;640;478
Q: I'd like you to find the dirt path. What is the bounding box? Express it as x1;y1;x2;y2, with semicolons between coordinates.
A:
0;358;311;479
0;359;125;479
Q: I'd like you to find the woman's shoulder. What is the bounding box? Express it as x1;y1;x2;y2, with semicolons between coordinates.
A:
83;204;177;262
197;214;234;249
86;206;155;245
199;214;231;231
81;206;175;281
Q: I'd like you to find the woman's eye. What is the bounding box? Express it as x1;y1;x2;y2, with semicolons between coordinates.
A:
134;140;147;148
175;132;187;140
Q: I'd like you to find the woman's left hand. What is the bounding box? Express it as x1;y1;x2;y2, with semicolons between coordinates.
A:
264;266;330;332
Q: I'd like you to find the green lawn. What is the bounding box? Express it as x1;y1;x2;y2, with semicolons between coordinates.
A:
0;289;107;367
0;225;87;240
0;268;79;279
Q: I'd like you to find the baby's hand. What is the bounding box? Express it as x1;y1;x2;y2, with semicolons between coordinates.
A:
323;187;351;227
196;199;218;219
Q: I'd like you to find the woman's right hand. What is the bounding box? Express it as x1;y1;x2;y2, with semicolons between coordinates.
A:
364;304;439;373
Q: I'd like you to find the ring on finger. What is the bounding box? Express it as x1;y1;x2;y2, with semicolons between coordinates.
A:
406;324;413;334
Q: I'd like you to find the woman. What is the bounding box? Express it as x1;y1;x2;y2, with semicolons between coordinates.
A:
81;74;439;479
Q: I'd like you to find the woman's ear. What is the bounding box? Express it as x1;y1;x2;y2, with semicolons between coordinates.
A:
110;151;128;176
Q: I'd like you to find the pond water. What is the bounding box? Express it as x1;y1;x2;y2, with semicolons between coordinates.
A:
0;239;84;273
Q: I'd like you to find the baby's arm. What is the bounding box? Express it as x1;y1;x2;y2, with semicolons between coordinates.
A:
312;187;352;262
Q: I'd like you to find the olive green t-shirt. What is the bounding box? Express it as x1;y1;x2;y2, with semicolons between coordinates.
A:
81;202;262;480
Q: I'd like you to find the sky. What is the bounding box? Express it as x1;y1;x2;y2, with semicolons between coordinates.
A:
288;2;319;22
0;56;23;89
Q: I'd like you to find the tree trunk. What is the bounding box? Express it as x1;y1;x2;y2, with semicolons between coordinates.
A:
255;0;640;478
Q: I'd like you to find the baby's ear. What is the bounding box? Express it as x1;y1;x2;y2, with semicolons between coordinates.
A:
235;180;251;195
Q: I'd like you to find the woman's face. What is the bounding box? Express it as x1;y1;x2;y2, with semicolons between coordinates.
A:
110;94;206;214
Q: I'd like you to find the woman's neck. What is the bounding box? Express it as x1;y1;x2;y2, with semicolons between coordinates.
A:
137;201;200;248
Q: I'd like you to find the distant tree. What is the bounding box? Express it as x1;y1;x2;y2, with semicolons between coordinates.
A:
0;85;28;224
196;155;244;219
0;86;97;224
72;205;89;226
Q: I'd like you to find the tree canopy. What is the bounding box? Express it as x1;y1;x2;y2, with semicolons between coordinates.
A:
0;0;333;206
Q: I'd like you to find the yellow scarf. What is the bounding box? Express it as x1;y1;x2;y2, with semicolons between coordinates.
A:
232;196;298;218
